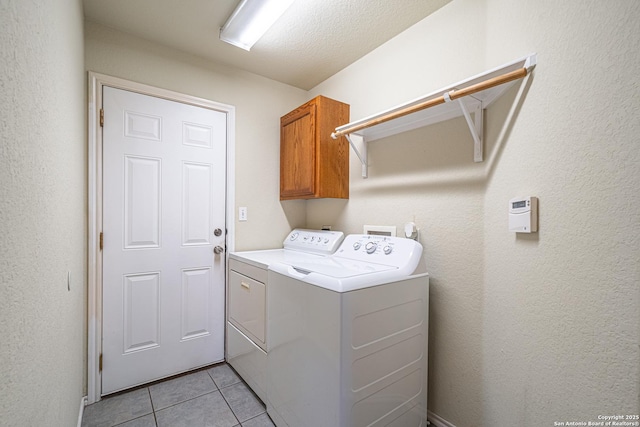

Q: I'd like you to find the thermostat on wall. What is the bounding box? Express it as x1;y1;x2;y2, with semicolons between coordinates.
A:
509;196;538;233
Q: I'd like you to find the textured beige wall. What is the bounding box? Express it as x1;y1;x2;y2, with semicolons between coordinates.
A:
310;0;640;425
0;0;86;425
84;21;308;251
3;1;636;424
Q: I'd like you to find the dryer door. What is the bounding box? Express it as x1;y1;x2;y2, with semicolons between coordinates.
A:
229;270;266;349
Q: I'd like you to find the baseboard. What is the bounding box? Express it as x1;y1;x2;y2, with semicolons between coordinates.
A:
428;410;457;427
77;396;87;427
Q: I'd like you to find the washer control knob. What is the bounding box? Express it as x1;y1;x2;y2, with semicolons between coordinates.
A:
383;245;393;255
290;232;299;241
353;242;362;250
365;242;377;254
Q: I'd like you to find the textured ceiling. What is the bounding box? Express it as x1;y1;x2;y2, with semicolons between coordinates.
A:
83;0;450;90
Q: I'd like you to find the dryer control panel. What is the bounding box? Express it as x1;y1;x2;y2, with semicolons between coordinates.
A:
283;229;344;255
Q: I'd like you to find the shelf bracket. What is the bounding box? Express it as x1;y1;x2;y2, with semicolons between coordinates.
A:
345;133;368;178
444;91;483;162
459;99;483;162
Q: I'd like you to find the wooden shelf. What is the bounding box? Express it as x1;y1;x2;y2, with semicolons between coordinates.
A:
332;54;537;177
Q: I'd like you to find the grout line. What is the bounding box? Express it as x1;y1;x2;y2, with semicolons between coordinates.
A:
147;388;159;427
147;370;222;413
205;368;221;391
217;379;268;426
151;389;222;413
112;414;156;427
218;387;242;426
147;387;156;412
241;412;273;425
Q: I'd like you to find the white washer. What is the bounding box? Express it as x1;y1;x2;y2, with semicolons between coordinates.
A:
267;234;429;427
227;229;344;402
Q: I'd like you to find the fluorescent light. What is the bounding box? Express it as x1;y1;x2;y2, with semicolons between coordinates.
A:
220;0;296;51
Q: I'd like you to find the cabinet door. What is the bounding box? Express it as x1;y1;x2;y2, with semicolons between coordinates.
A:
280;102;316;199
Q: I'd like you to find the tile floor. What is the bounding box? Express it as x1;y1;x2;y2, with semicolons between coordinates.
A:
82;363;275;427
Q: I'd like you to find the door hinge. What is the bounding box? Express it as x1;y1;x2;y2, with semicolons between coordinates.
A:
99;353;103;372
99;232;103;251
99;108;104;127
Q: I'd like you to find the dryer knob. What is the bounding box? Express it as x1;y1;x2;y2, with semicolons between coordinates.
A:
353;242;361;250
383;245;393;255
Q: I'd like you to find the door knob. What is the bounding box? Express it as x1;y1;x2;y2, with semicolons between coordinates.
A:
214;245;224;254
214;228;222;237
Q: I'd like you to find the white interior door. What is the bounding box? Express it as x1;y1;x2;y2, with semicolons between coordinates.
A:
102;86;226;394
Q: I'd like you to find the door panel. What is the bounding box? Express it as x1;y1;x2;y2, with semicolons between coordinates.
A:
123;272;160;353
181;162;213;246
181;267;212;340
102;86;226;394
124;156;161;248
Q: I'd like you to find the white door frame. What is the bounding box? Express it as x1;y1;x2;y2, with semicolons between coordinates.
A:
87;72;236;404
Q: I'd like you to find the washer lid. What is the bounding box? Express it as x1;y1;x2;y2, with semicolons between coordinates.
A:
229;249;324;270
285;257;396;278
229;229;345;269
269;261;425;293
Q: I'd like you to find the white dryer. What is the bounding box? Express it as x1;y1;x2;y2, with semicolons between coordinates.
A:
267;234;429;427
227;229;344;402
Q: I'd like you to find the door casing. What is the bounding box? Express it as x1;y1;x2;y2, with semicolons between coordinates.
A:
87;72;236;403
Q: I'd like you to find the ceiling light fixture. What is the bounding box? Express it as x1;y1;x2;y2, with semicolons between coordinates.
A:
220;0;296;51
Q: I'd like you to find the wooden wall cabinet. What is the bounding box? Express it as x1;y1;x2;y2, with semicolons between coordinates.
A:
280;96;350;200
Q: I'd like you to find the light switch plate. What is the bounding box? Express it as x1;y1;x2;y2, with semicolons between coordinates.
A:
239;207;248;221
